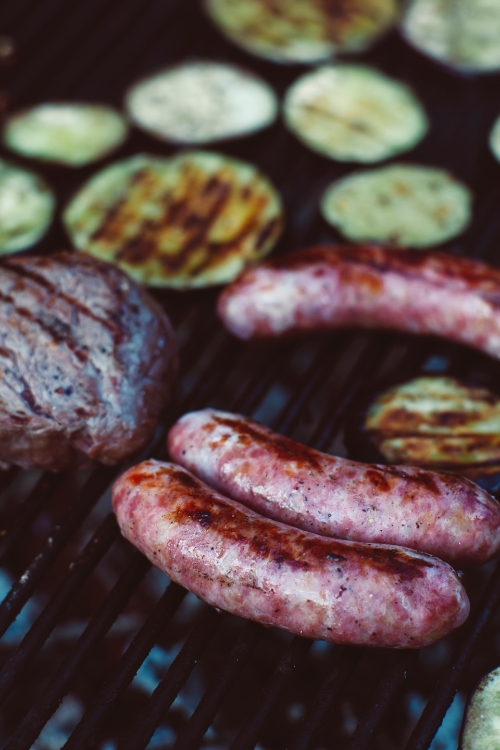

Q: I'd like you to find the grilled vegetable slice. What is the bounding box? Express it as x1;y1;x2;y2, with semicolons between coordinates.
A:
489;115;500;163
63;151;283;289
0;159;55;254
401;0;500;74
283;65;428;163
3;103;129;166
461;666;500;750
204;0;399;64
125;61;278;145
366;377;500;476
321;164;472;247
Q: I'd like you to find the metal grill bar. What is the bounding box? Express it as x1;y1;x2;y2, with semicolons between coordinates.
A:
291;648;361;750
4;552;150;750
0;513;118;709
63;581;187;749
405;558;500;750
229;637;312;750
119;607;222;750
171;622;261;750
0;466;115;639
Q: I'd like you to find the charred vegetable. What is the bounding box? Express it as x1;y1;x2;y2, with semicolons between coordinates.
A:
63;151;284;289
0;158;55;254
204;0;399;64
321;164;472;247
402;0;500;74
283;65;428;163
461;666;500;750
366;376;500;476
3;103;128;167
125;61;278;145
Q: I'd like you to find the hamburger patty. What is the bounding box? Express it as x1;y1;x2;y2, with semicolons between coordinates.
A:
0;252;178;471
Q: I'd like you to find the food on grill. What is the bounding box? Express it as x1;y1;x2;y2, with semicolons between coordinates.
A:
0;158;55;255
321;164;472;247
0;252;177;471
489;114;500;164
125;61;278;145
63;151;283;289
218;245;500;362
401;0;500;74
283;65;428;163
204;0;399;64
3;103;129;166
460;666;500;750
366;377;500;478
113;459;470;649
168;409;500;567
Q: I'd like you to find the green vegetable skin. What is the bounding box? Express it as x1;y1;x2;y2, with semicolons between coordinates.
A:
366;376;500;476
461;666;500;750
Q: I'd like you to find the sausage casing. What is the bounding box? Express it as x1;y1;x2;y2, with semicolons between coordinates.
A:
168;410;500;567
112;460;470;649
217;245;500;360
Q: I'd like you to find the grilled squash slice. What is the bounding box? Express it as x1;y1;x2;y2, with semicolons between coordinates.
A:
125;61;278;145
204;0;399;64
461;667;500;750
321;164;472;247
283;65;428;163
0;159;55;254
3;103;129;167
63;151;284;288
366;376;500;476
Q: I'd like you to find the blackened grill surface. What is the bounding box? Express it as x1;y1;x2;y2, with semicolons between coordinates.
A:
1;1;500;749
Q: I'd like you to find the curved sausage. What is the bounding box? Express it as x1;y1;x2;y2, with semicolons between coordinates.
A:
112;459;470;649
168;410;500;567
217;245;500;360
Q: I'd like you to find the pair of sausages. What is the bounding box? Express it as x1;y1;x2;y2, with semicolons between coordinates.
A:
114;244;500;649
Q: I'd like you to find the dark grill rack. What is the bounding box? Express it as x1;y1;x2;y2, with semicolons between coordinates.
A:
2;1;500;748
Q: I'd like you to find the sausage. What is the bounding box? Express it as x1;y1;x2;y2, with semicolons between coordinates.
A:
168;410;500;567
112;459;470;649
217;245;500;360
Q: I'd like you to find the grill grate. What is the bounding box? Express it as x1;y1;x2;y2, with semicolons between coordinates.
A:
2;0;500;748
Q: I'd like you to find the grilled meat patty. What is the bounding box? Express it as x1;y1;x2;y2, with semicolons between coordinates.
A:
0;252;177;471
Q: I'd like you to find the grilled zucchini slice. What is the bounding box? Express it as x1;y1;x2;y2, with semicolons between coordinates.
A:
489;114;500;163
3;103;129;166
321;164;471;247
283;65;428;163
402;0;500;74
0;159;55;254
125;61;278;145
204;0;399;64
366;376;500;476
461;667;500;750
63;151;283;289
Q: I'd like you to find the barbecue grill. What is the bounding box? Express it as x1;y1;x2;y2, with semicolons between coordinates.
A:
2;1;500;748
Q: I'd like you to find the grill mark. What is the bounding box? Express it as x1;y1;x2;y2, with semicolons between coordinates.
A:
2;260;126;345
0;290;88;364
210;414;323;470
153;467;433;580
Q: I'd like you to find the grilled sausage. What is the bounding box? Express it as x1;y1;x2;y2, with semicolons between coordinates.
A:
217;245;500;360
168;410;500;567
112;459;470;649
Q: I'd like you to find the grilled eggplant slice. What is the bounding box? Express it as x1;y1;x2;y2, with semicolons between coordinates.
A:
3;103;129;166
63;151;283;288
125;61;278;145
204;0;399;64
461;667;500;750
366;376;500;476
283;65;428;163
402;0;500;74
321;164;472;247
0;158;55;255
